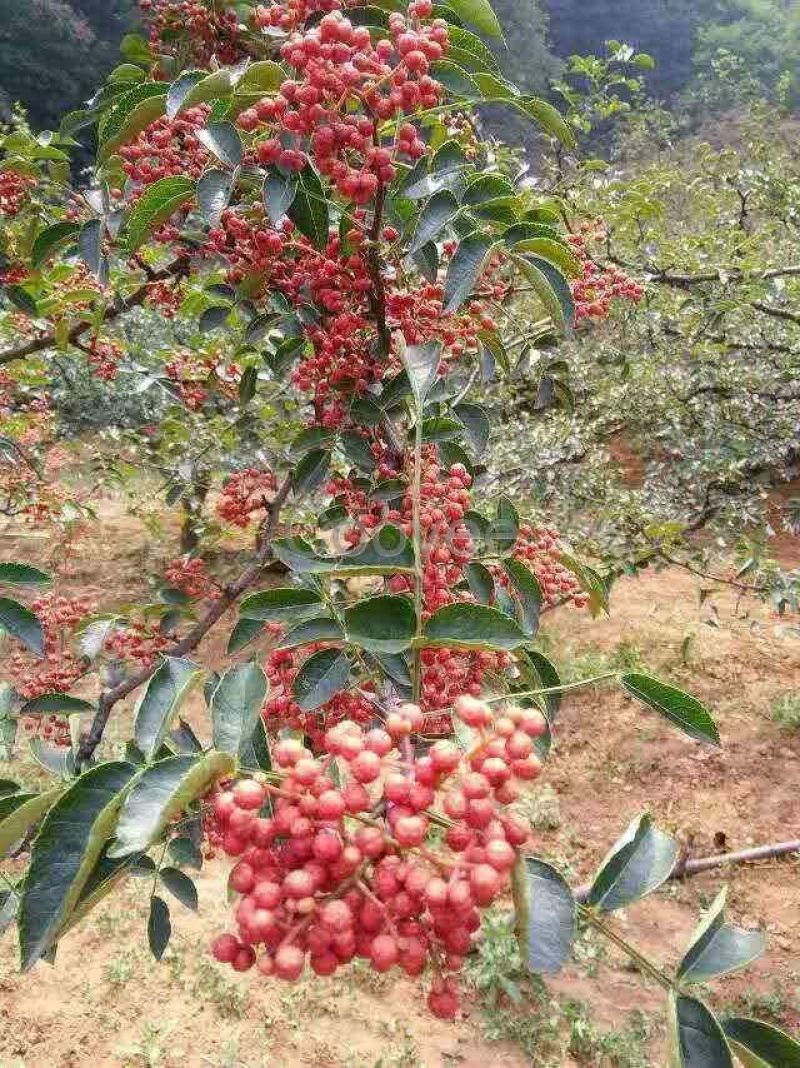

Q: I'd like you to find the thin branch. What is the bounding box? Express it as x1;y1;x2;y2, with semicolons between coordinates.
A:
74;474;293;768
573;839;800;901
0;256;189;367
644;264;800;287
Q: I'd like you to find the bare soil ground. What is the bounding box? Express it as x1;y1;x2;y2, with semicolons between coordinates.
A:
1;493;798;1067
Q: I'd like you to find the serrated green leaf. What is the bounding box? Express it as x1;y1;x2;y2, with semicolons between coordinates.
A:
239;587;323;623
160;867;198;910
272;525;415;576
454;401;490;455
444;0;502;37
170;69;235;117
422;603;526;651
722;1018;800;1067
19;762;136;969
263;167;297;224
197;168;235;227
677;888;766;982
502;559;542;637
109;751;235;858
289;164;329;250
341;431;377;473
211;663;268;758
668;994;733;1068
226;617;265;654
512;97;575;149
0;562;51;586
31;222;80;269
443;234;494;313
621;673;720;747
98;83;167;159
278;617;344;649
512;855;575;975
133;656;202;761
408;190;459;255
293;649;350;712
148;895;171;959
512;237;581;278
515;255;573;328
345;595;416;654
0;597;45;657
0;787;64;858
587;812;678;912
398;337;442;409
168;836;202;871
463;561;495;603
197;122;242;168
125;176;196;253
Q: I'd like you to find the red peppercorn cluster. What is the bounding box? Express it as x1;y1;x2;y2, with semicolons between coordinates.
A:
20;712;72;748
263;642;377;749
0;265;29;285
104;620;170;668
146;280;184;318
163;350;216;409
499;523;588;610
208;694;544;1018
119;106;211;191
216;467;278;528
164;555;215;598
236;10;443;203
253;0;341;35
6;593;92;701
86;338;123;381
139;1;245;66
0;171;34;217
568;221;644;323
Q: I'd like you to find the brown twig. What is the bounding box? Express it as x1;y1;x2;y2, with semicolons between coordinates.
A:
572;839;800;902
0;256;189;367
74;474;293;768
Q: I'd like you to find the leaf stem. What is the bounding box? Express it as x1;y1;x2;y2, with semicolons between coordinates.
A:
578;904;674;992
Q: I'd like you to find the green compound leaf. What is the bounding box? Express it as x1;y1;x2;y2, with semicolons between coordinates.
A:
19;761;137;969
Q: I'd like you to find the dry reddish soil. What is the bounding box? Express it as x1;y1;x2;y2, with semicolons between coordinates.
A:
1;492;799;1067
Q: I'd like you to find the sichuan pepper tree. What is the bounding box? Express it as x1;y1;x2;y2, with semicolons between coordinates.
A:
0;1;797;1062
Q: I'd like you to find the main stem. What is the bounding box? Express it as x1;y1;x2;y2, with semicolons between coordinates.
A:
411;408;424;704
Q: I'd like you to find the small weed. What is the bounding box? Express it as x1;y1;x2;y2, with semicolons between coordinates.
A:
464;908;525;1008
192;957;248;1019
772;692;800;730
373;1022;420;1067
731;983;798;1026
565;1000;655;1067
106;952;136;986
513;783;561;831
346;957;392;994
118;1020;177;1067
